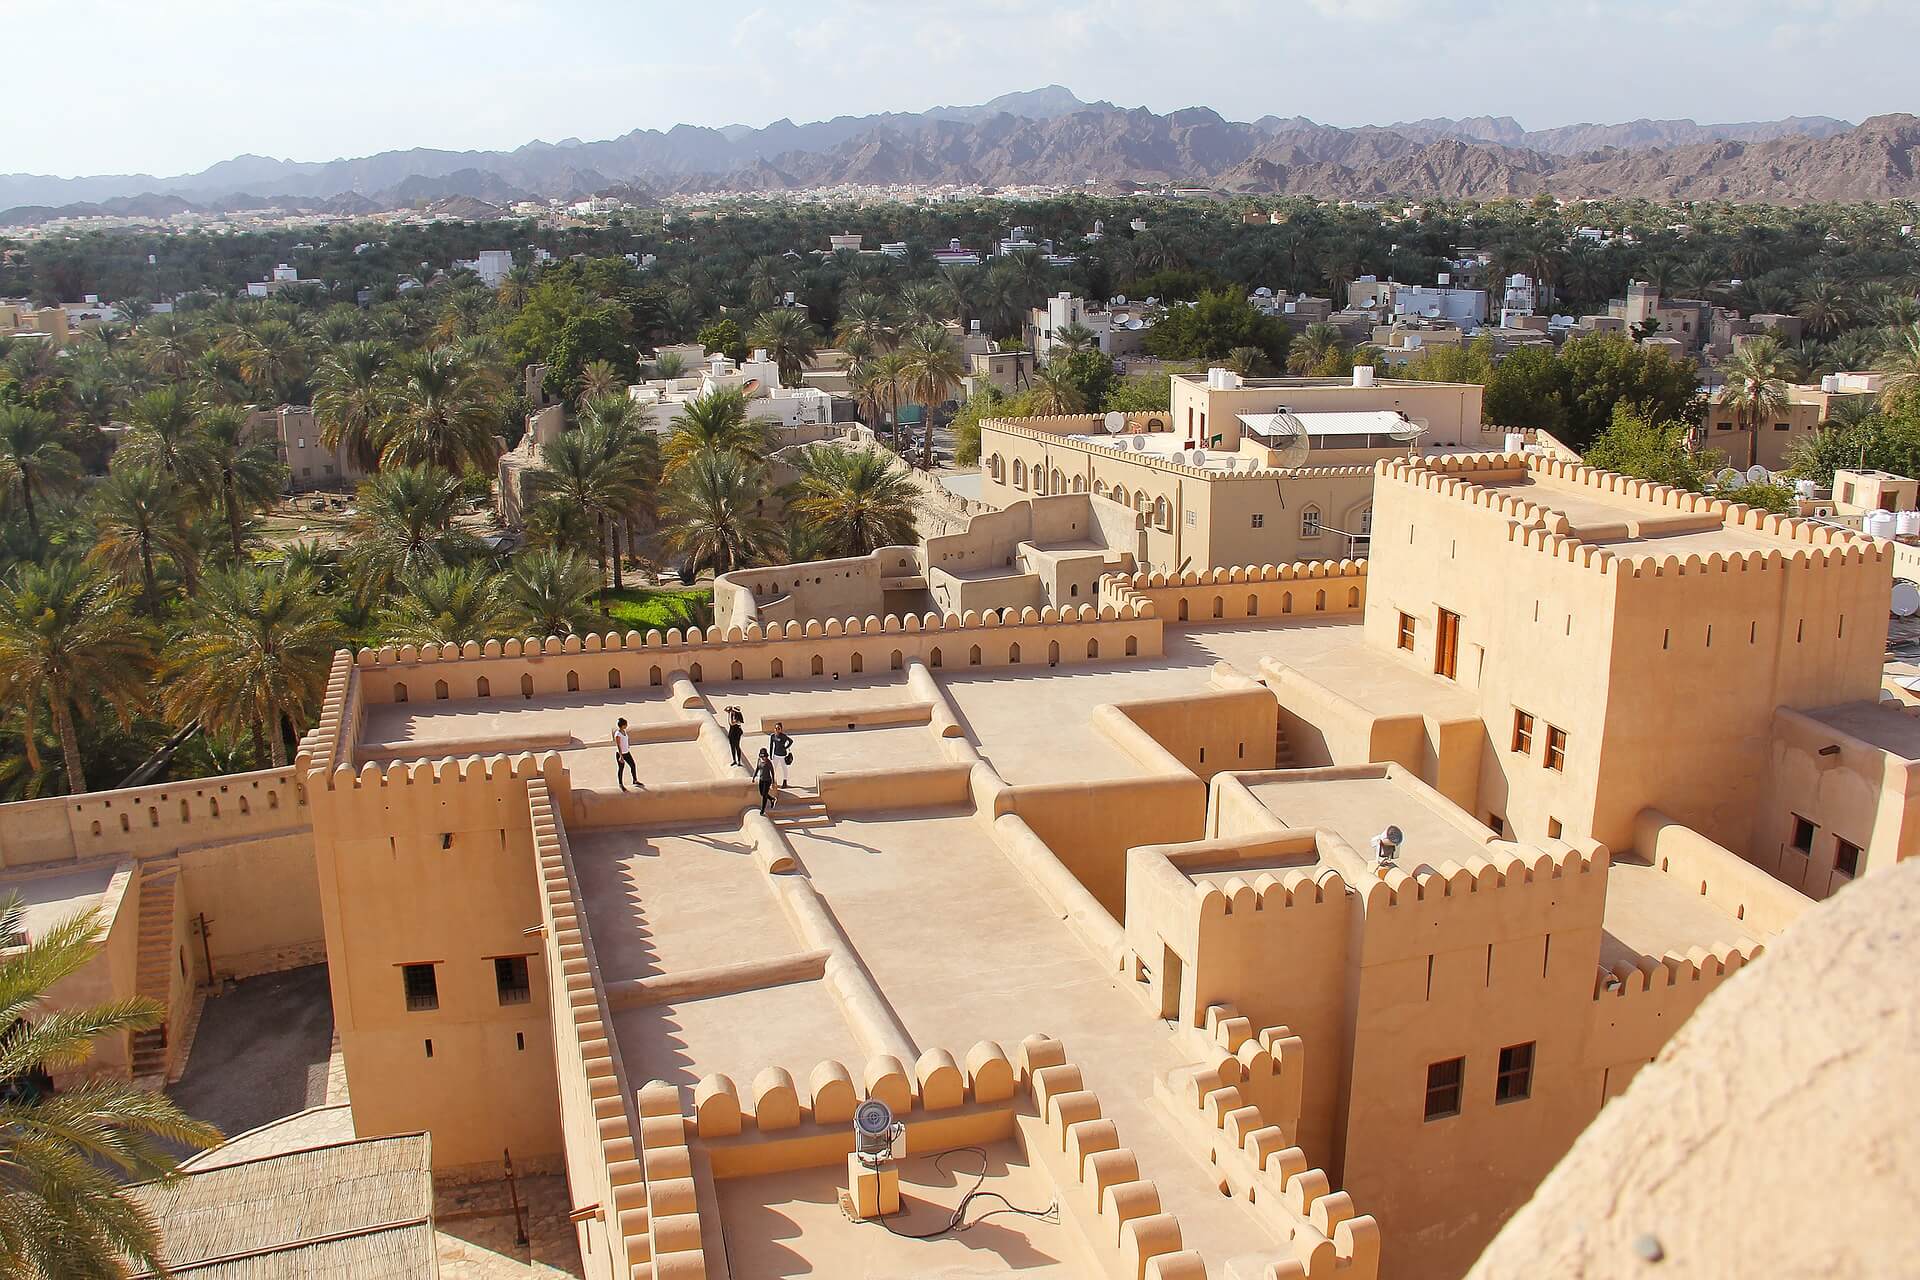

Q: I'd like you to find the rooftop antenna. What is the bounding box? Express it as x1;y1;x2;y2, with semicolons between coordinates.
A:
1103;410;1126;434
1264;413;1312;469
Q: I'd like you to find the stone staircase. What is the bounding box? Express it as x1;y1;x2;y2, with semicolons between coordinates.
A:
129;858;180;1082
1273;721;1296;769
770;794;830;832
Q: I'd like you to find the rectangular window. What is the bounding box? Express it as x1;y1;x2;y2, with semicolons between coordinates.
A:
1789;814;1816;855
1251;513;1264;528
1424;1057;1464;1121
1544;726;1567;771
1397;612;1415;652
402;963;439;1012
1496;1042;1534;1103
1833;838;1861;878
1511;710;1534;754
1302;509;1322;537
494;956;531;1006
1773;421;1789;431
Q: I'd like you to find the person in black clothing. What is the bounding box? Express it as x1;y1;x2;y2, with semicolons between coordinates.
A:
768;721;794;789
725;706;746;767
612;717;639;791
754;748;777;813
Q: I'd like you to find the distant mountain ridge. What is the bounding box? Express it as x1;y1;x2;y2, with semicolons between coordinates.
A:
0;89;1904;224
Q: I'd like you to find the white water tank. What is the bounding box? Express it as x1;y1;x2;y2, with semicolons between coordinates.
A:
1821;374;1841;393
1899;511;1920;537
1353;365;1377;388
1865;510;1899;539
1796;479;1819;500
1505;431;1526;453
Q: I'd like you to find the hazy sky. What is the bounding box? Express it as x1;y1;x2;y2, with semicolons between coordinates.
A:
11;0;1916;177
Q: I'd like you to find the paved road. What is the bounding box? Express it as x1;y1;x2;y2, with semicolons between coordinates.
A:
168;965;335;1143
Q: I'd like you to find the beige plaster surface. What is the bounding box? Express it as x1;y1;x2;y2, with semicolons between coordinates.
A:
361;688;682;751
1598;859;1758;967
1466;860;1920;1280
556;739;717;790
714;1139;1095;1278
780;809;1283;1272
937;660;1212;784
1801;699;1920;759
610;979;862;1092
1202;619;1478;722
1;860;117;937
1248;773;1490;876
570;825;798;979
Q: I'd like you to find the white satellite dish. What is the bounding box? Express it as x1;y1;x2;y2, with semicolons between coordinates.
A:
1715;467;1742;489
1895;582;1920;618
1745;464;1772;484
1103;410;1125;434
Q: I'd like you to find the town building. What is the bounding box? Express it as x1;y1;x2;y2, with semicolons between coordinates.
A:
626;351;839;434
245;264;321;297
1698;372;1883;471
1347;275;1489;333
452;249;515;287
250;405;367;491
1024;292;1156;360
0;431;1912;1275
1597;281;1710;352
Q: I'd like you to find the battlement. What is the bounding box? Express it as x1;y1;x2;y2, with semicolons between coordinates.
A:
529;780;653;1278
0;766;307;870
1377;452;1891;580
1159;1010;1381;1280
1593;939;1762;1000
317;750;561;794
1103;560;1368;625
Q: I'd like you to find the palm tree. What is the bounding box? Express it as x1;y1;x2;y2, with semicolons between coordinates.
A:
1055;321;1098;354
196;404;289;559
1028;364;1087;415
1796;277;1852;339
222;318;308;404
159;566;342;767
650;351;689;380
1719;335;1792;469
662;388;768;478
311;340;391;472
0;407;81;540
1876;322;1920;409
0;894;221;1276
524;408;651;598
575;359;625;406
507;547;604;636
375;346;501;475
87;461;191;613
659;450;779;576
1287;322;1349;375
1225;345;1272;376
0;560;151;793
835;293;898;352
790;445;919;557
119;386;210;485
898;324;965;468
344;465;479;601
897;281;951;330
382;565;517;646
747;308;819;388
136;313;202;379
576;393;659;583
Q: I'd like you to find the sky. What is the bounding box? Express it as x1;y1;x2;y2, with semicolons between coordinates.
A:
9;0;1917;178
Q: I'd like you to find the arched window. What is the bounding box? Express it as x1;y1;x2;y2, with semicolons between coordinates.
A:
1315;589;1327;611
521;674;534;698
1009;642;1022;663
731;660;744;680
811;655;824;676
1013;459;1027;489
890;650;904;671
1282;592;1293;614
1048;641;1060;667
1072;475;1086;492
851;652;864;673
434;679;449;700
1302;506;1323;538
1212;596;1224;619
1087;638;1100;659
476;676;491;697
609;668;622;689
1247;594;1259;617
649;665;662;686
1125;635;1138;656
988;453;1004;482
393;683;408;703
929;647;942;668
1111;486;1128;508
772;658;784;678
1347;586;1360;607
1359;506;1373;535
1153;496;1171;529
1178;598;1189;622
969;645;982;666
566;670;580;692
689;662;703;683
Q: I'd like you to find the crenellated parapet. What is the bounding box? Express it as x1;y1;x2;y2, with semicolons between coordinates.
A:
986;418;1385;482
529;780;654;1279
1103;559;1368;624
1159;1008;1380;1280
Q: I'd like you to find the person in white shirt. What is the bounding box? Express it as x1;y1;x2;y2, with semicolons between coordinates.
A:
613;718;639;791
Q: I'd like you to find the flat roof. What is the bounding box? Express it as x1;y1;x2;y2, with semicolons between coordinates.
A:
1245;771;1494;879
1600;859;1762;968
1802;700;1920;761
0;861;121;943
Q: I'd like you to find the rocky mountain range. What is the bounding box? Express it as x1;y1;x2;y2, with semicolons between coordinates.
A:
2;88;1912;226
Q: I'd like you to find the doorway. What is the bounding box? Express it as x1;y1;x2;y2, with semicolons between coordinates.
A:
1435;608;1460;680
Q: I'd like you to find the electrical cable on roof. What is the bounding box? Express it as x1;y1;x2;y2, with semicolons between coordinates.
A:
844;1146;1059;1239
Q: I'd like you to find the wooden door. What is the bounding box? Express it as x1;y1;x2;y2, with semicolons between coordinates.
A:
1435;608;1460;680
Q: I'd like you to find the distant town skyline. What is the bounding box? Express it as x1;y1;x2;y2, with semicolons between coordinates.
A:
12;0;1916;178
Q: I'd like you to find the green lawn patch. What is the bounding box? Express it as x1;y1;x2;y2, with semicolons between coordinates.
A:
601;586;714;632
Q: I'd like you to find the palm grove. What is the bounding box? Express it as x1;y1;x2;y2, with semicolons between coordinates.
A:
7;196;1920;798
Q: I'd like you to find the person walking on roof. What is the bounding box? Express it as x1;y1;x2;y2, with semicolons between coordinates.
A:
768;721;794;789
613;718;639;791
754;748;777;814
726;706;747;768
